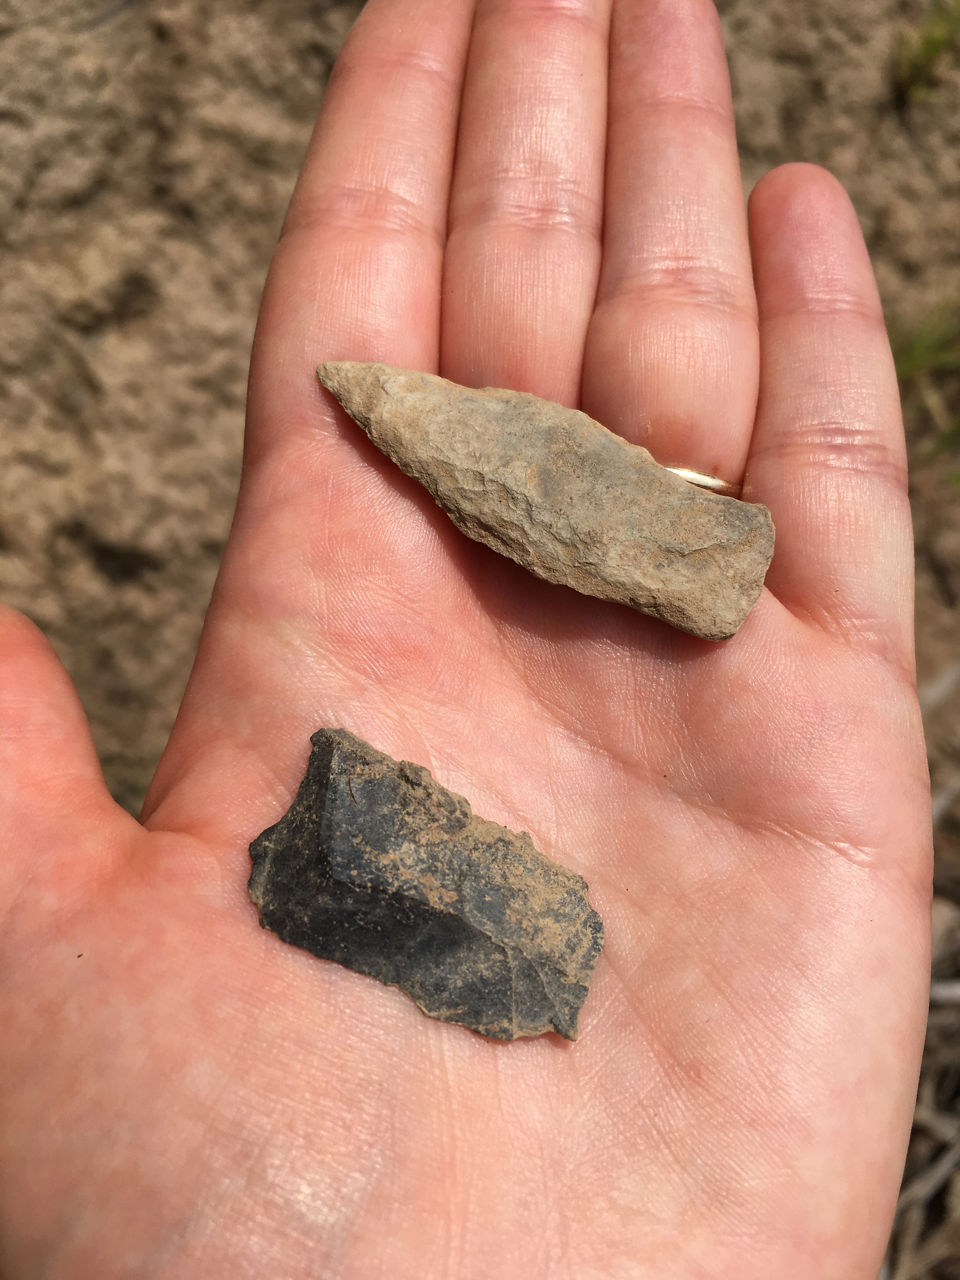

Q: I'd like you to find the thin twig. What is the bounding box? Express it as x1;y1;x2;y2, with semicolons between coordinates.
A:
914;1103;960;1144
898;1140;960;1210
932;778;960;829
918;375;956;439
919;660;960;716
76;0;142;32
891;1201;928;1280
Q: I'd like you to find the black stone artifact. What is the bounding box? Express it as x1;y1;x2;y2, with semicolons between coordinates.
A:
248;728;604;1040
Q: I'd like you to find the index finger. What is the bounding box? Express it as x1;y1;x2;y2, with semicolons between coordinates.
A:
143;0;476;834
246;0;476;465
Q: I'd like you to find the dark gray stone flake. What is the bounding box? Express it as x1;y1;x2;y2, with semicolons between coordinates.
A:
249;729;604;1041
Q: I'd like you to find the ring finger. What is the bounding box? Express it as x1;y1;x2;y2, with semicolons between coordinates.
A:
582;0;758;488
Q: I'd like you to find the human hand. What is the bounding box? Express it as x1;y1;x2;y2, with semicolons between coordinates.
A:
0;1;931;1276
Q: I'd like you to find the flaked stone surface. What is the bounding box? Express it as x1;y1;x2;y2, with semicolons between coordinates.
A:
249;728;604;1041
317;362;775;641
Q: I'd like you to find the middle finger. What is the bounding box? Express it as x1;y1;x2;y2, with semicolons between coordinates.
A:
441;0;611;406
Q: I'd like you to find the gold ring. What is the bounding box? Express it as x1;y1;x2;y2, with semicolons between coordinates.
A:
666;466;741;499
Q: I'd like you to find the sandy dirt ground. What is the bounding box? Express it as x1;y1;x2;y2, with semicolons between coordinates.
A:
1;0;959;1274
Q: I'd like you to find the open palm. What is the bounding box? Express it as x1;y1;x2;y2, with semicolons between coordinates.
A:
0;1;931;1276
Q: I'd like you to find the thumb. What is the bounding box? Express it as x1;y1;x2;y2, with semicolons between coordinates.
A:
0;605;131;895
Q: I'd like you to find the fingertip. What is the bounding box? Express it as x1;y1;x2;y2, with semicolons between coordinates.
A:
749;163;883;324
748;163;861;239
749;161;847;208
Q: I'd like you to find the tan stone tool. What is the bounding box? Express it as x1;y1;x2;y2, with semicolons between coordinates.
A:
317;362;774;641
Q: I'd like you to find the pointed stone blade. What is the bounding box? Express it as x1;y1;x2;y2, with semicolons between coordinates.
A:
248;728;604;1041
317;361;774;641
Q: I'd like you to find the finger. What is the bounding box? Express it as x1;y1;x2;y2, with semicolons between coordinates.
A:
745;164;914;672
243;0;476;462
144;0;477;831
0;605;126;898
442;0;610;404
582;0;758;482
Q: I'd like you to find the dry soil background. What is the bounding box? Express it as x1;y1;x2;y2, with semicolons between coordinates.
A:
1;0;959;1275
